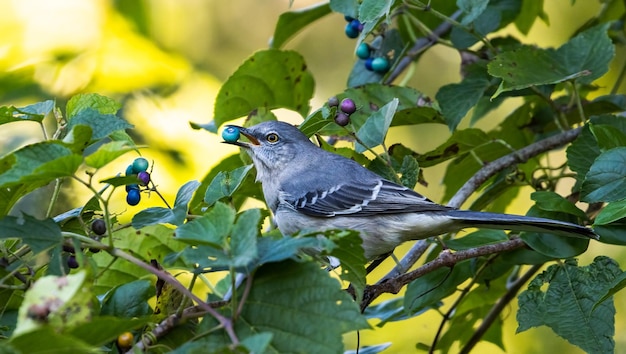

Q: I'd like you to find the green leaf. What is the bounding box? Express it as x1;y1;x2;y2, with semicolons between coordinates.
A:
399;155;419;189
458;0;490;25
567;124;601;187
358;0;393;22
520;206;589;258
233;261;369;353
98;175;142;188
175;202;235;247
68;316;149;347
271;3;331;49
593;221;626;245
0;141;82;188
204;165;253;206
530;191;587;219
517;257;620;354
594;271;626;311
436;62;491;130
581;147;626;203
589;123;626;150
0;101;53;125
84;141;137;169
66;108;133;141
355;98;398;153
9;327;98;354
66;93;121;118
330;0;358;18
256;236;324;265
230;208;262;269
132;180;200;228
514;0;548;34
327;230;367;302
0;215;62;254
445;229;508;251
213;49;314;125
418;128;490;168
347;30;404;87
594;199;626;225
100;279;153;318
489;24;613;97
405;261;472;314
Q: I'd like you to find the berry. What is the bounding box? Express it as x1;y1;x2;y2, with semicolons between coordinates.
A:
335;112;351;127
137;171;150;186
356;43;370;59
327;96;339;107
67;255;79;269
349;20;362;32
125;164;135;176
91;219;106;236
372;57;390;73
364;58;374;71
62;245;75;253
344;23;359;38
132;158;149;174
117;332;134;350
222;126;240;143
340;98;357;114
126;189;141;206
126;184;139;192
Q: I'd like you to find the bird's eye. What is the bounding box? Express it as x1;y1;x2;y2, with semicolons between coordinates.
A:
266;133;279;143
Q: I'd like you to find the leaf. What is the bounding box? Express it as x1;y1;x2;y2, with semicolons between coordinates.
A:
355;98;398;152
514;0;547;34
0;101;53;125
204;165;253;206
65;108;133;141
445;229;508;251
530;191;587;219
233;261;369;353
271;3;331;49
581;147;626;203
68;316;149;347
100;279;153;318
0;215;62;254
84;141;137;169
418;128;491;168
358;0;393;22
0;141;82;188
66;93;121;118
132;180;201;228
593;221;626;245
175;202;235;247
436;62;492;131
404;261;472;314
347;30;404;87
594;199;626;225
594;271;626;311
327;230;367;302
489;24;613;97
517;257;620;354
256;236;324;265
520;206;589;258
330;0;358;18
9;327;98;354
458;0;490;25
230;208;262;270
399;155;419;189
213;49;314;126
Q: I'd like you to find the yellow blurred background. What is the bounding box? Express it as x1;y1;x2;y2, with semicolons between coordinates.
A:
0;0;624;353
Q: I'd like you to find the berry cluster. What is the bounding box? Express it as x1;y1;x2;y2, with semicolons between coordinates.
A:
63;219;106;269
344;16;364;39
329;97;357;126
125;157;151;206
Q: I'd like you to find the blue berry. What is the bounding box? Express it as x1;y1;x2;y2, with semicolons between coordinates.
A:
364;58;374;71
137;171;150;186
132;158;149;174
126;184;139;192
345;23;359;38
372;57;390;73
126;189;141;206
335;112;351;126
222;126;240;143
328;96;339;107
349;20;362;32
340;98;357;115
356;43;371;59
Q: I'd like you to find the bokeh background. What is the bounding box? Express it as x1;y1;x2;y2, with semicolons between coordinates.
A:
0;0;624;352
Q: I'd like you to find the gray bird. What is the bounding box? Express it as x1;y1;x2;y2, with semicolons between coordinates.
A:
223;121;597;260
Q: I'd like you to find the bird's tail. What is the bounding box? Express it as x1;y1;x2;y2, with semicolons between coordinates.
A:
446;210;598;240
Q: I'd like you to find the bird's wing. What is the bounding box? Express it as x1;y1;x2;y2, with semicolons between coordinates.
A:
280;179;453;217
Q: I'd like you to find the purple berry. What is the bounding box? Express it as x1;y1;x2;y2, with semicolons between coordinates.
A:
137;171;150;186
126;189;141;206
334;112;351;127
91;219;106;236
328;96;339;107
340;98;357;114
67;255;79;269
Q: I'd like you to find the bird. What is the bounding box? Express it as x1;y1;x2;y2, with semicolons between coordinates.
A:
223;120;598;260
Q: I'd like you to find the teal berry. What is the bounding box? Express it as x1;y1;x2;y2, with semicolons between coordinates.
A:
126;189;141;206
372;57;390;73
344;23;359;38
356;43;370;59
222;126;240;143
132;157;149;174
125;164;135;176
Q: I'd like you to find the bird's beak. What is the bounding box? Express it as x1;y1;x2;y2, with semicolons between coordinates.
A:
222;125;260;148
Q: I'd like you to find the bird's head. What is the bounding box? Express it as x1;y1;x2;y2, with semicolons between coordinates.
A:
222;121;314;179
